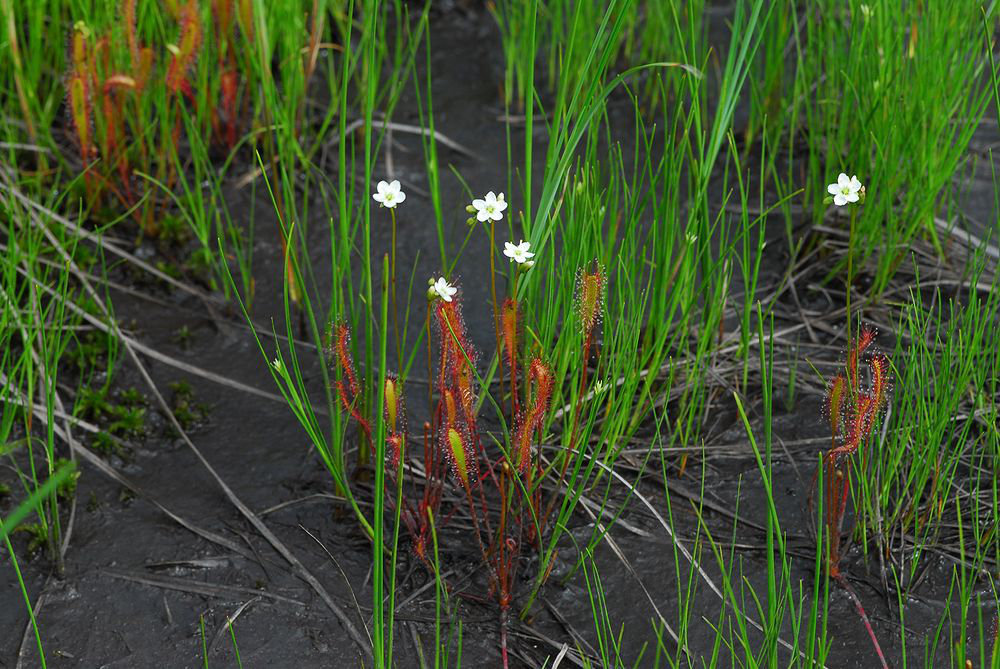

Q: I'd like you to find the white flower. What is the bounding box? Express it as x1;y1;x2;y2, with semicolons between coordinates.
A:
431;277;458;302
271;357;283;373
372;179;406;208
827;173;863;206
472;191;507;222
503;240;534;265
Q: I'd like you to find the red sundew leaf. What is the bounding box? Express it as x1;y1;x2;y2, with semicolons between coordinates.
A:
847;324;877;389
513;410;533;475
514;359;553;474
501;297;518;374
102;75;137;94
333;324;359;397
442;389;458;427
335;379;371;445
383;375;401;435
134;48;155;92
166;0;202;96
68;75;92;162
575;263;605;336
869;354;891;411
386;434;403;470
856;324;876;355
828;394;875;462
526;358;553;421
443;425;475;490
454;362;475;418
70;25;89;79
435;301;476;367
824;373;847;437
124;0;139;64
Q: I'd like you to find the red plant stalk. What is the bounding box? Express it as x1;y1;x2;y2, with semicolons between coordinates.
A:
501;297;519;417
332;324;373;455
819;325;891;666
166;0;201;102
68;25;94;196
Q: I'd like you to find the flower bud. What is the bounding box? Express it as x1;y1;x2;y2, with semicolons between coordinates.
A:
466;204;476;213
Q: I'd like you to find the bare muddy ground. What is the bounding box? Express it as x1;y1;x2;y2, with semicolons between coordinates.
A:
2;6;995;668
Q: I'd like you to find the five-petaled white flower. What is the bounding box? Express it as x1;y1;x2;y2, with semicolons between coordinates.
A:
373;179;406;208
503;240;534;265
827;173;863;206
472;191;507;222
431;277;458;302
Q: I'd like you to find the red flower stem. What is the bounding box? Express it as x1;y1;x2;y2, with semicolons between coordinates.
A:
835;573;889;669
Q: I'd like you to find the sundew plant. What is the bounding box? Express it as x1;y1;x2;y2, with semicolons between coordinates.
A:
1;0;1000;667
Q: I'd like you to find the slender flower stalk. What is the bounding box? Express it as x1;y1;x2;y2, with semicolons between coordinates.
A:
390;208;399;365
373;180;406;367
825;172;865;344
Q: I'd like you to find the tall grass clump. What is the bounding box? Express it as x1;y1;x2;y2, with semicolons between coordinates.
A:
790;1;994;293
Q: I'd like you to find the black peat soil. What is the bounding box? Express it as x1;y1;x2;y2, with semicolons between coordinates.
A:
2;5;996;668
